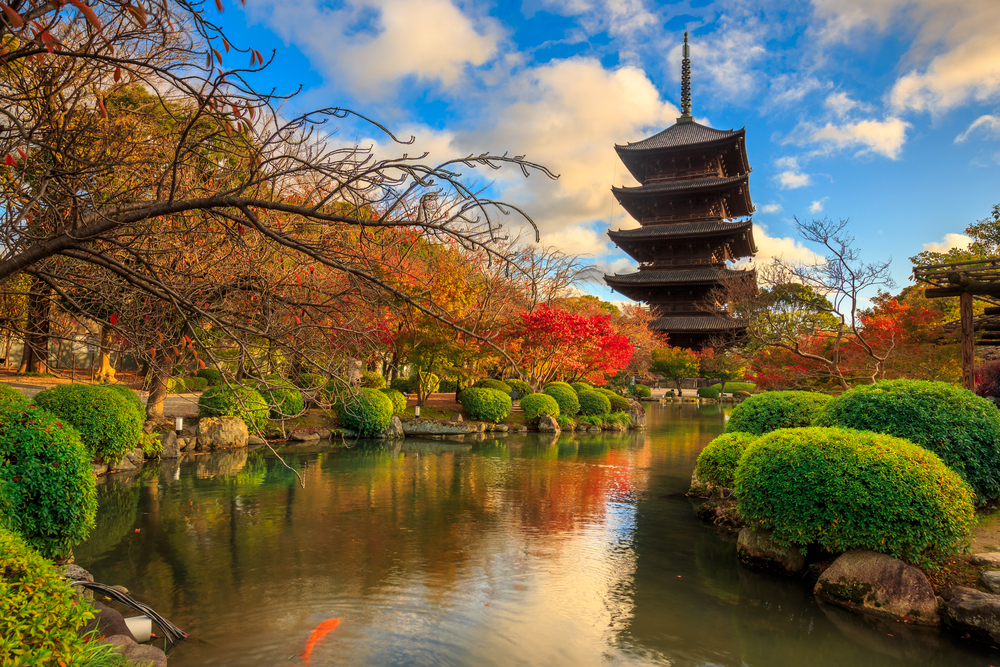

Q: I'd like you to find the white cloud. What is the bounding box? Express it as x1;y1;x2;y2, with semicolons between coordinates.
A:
769;75;830;108
758;203;783;214
923;232;972;253
749;223;825;265
955;114;1000;143
809;197;828;213
669;24;767;102
823;91;873;117
809;117;910;159
249;0;501;97
775;156;812;189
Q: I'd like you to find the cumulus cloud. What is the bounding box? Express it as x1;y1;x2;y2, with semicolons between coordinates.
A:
758;203;783;214
807;117;910;159
955;115;1000;143
669;22;768;102
923;232;972;253
775;156;812;189
809;198;828;213
749;223;825;265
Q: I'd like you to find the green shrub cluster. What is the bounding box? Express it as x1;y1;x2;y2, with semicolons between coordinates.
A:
459;387;512;423
631;384;651;398
102;384;145;422
521;393;561;421
725;391;831;436
0;527;128;666
597;388;629;412
168;376;209;393
818;379;1000;502
696;432;758;488
544;384;580;416
733;391;752;399
556;414;576;429
339;388;394;435
723;382;756;394
254;378;305;420
603;412;632;428
198;384;270;433
578;390;612;416
380;388;407;415
0;383;27;407
389;377;412;393
0;405;97;559
438;378;459;393
360;371;386;389
34;384;143;467
475;378;513;394
505;378;531;398
297;373;327;392
735;427;975;565
544;381;574;392
697;385;721;399
570;382;592;394
196;368;224;386
579;414;604;427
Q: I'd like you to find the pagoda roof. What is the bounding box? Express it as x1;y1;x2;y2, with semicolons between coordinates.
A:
616;122;744;153
612;174;753;220
604;266;751;286
608;219;752;241
650;316;746;332
609;219;756;262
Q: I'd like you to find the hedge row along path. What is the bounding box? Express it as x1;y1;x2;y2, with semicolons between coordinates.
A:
2;381;200;418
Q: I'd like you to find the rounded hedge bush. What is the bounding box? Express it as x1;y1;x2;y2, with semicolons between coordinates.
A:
475;378;513;394
380;388;407;415
597;388;629;413
725;391;832;436
521;393;561;421
632;384;651;399
34;384;142;467
459;387;512;423
360;371;386;389
570;382;592;394
696;432;758;488
723;381;756;394
198;384;270;433
103;384;146;423
438;378;459;393
578;390;612;416
0;527;127;665
544;381;575;393
506;378;531;398
697;385;721;399
818;379;1000;503
0;383;27;407
339;388;394;435
735;427;975;565
0;404;97;559
197;367;224;386
254;378;305;420
544;384;580;416
389;377;411;393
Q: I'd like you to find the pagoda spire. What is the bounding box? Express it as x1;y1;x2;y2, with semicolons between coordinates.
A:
678;32;693;124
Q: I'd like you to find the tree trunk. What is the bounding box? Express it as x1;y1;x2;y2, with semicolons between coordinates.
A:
674;378;683;396
18;277;51;374
146;359;170;418
95;326;117;384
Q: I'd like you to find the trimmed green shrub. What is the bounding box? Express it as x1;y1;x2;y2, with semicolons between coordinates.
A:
521;393;561;421
722;381;756;394
696;432;758;488
198;384;270;434
166;376;209;393
297;373;327;392
734;391;751;399
438;378;459;393
506;378;531;398
0;405;96;559
570;382;592;394
103;384;145;422
0;383;27;407
197;368;224;386
360;371;386;389
475;378;512;394
578;390;612;416
34;384;142;466
254;378;305;420
389;377;412;393
459;387;512;423
544;381;575;393
698;385;721;399
544;384;580;416
818;379;1000;502
380;388;407;415
597;388;629;412
725;391;832;436
631;384;651;398
339;388;394;435
735;427;975;565
0;527;128;666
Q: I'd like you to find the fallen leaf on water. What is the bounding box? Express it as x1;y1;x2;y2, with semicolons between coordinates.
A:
302;618;340;665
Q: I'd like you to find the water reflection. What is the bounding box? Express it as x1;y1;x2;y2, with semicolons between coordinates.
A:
76;404;997;667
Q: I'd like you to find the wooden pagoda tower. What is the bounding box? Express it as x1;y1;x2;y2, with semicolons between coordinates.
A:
604;33;756;349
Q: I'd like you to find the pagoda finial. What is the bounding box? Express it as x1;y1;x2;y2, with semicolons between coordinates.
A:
678;31;694;124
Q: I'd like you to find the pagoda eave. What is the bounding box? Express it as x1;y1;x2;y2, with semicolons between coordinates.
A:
649;316;747;332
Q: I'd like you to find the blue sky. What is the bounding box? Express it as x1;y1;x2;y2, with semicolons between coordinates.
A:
215;0;1000;301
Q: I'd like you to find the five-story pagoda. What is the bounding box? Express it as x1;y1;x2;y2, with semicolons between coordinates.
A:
604;33;756;349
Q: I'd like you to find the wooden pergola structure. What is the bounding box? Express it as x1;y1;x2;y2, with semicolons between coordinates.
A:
913;258;1000;390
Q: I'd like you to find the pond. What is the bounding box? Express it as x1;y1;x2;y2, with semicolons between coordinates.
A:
77;403;996;666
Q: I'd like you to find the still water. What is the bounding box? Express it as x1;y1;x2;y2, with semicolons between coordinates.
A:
77;403;996;666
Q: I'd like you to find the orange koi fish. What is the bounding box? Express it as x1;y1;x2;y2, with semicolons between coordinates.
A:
301;618;340;665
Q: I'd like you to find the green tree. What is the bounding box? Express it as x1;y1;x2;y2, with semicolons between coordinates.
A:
650;347;700;396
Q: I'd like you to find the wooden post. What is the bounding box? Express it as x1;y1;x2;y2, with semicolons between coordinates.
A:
961;291;975;391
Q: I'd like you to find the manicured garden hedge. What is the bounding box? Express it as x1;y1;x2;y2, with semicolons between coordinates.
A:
198;384;270;433
360;371;386;389
818;379;1000;503
725;390;831;435
521;393;560;421
0;404;96;559
475;378;513;394
339;388;394;435
697;385;721;399
722;382;756;394
438;379;459;393
578;390;612;416
0;383;27;407
380;388;407;415
196;368;224;386
506;378;531;398
168;376;209;393
459;387;512;423
544;384;580;416
254;378;305;420
389;377;412;393
544;381;575;392
597;388;629;412
631;384;651;398
570;382;592;394
0;527;127;666
735;427;975;565
34;384;143;467
696;432;757;488
103;384;145;422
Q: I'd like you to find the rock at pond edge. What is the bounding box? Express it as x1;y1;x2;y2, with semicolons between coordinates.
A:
737;528;806;576
196;416;249;449
941;586;1000;644
537;415;560;433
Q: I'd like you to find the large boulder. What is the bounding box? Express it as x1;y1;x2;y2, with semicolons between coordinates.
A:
970;552;1000;567
84;600;136;642
196;417;249;449
814;550;939;625
537;415;561;433
158;430;179;459
378;415;404;439
941;587;1000;644
400;418;477;436
737;528;805;575
627;400;646;429
100;634;168;667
